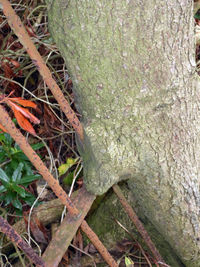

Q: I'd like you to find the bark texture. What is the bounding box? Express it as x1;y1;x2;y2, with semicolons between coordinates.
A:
46;0;200;265
87;183;183;266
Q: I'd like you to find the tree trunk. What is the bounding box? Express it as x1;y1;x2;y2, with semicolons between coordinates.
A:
46;0;200;265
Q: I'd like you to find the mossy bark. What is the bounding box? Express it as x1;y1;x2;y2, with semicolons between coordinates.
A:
46;0;200;266
87;183;184;266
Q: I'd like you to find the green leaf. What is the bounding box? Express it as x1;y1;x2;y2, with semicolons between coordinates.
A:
18;174;40;185
3;191;16;206
12;162;23;182
10;147;19;155
23;162;34;175
195;9;200;19
63;172;74;185
125;256;134;267
0;185;6;193
0;179;10;189
4;164;14;178
58;158;78;176
0;150;6;164
12;152;28;162
0;168;10;183
31;143;44;150
21;194;36;206
11;184;26;198
14;142;44;157
10;157;20;170
15;209;23;216
4;133;13;146
12;198;22;210
0;133;6;143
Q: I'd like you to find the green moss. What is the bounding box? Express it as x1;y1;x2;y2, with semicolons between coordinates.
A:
86;184;183;266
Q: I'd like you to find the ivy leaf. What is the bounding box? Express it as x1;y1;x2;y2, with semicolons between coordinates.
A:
63;171;74;185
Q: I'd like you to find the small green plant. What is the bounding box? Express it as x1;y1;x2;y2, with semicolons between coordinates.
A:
58;157;79;185
0;132;43;214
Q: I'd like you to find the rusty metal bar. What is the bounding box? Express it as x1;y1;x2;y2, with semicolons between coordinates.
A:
0;103;118;267
81;220;118;267
112;184;164;263
0;105;79;216
0;1;119;265
0;0;84;141
0;216;45;267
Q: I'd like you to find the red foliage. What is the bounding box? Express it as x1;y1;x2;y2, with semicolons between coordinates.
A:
0;94;40;135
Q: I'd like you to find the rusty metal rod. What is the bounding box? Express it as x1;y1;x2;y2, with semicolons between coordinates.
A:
0;216;45;267
0;104;118;267
113;184;164;263
0;1;119;265
81;220;118;267
0;105;79;215
0;0;84;141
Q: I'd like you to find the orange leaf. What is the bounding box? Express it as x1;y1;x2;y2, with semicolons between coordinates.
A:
8;98;37;109
7;100;40;124
11;107;36;135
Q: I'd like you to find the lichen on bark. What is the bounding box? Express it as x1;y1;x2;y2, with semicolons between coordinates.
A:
46;0;200;265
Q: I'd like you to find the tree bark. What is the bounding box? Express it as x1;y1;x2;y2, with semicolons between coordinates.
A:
46;0;200;265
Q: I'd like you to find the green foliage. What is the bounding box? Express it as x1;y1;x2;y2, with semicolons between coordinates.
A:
58;157;78;176
0;132;43;214
58;157;80;186
194;9;200;20
125;256;134;266
62;171;74;185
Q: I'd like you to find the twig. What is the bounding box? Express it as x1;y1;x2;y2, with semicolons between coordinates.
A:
0;216;45;267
